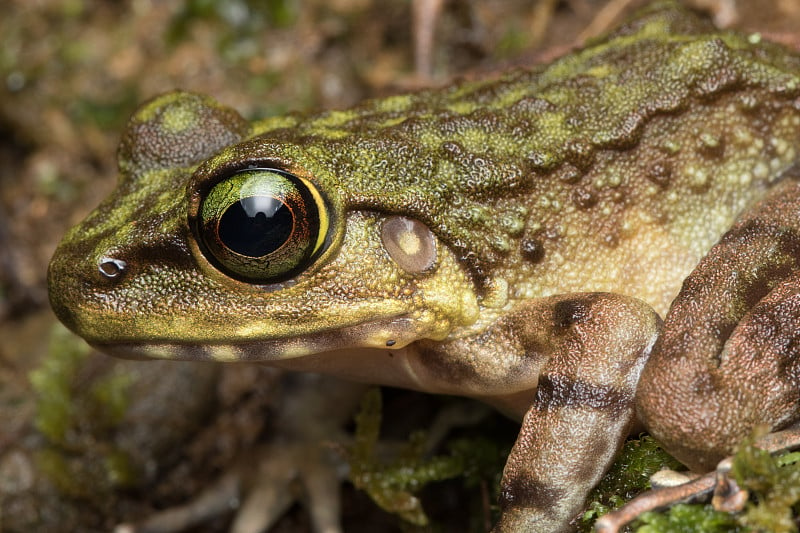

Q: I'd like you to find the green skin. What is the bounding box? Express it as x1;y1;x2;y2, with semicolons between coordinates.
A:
48;2;800;531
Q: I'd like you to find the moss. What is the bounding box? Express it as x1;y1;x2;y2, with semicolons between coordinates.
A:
29;324;140;496
348;389;486;527
166;0;297;49
29;324;91;445
637;435;800;533
68;88;140;130
579;435;683;530
35;448;91;499
635;504;743;533
587;431;800;532
103;448;140;488
87;370;134;430
732;436;800;533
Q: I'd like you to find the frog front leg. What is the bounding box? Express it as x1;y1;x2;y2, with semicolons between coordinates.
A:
413;293;661;532
494;294;661;532
638;176;800;473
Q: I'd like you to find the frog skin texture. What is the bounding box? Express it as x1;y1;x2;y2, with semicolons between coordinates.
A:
48;2;800;532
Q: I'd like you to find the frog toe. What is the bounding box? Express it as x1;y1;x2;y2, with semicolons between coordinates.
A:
595;426;800;532
116;374;363;533
115;441;346;533
230;443;345;533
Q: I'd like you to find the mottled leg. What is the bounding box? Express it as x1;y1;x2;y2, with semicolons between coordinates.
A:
493;293;660;533
638;178;800;472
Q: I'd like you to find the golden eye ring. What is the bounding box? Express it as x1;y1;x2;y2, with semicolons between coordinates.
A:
197;168;330;283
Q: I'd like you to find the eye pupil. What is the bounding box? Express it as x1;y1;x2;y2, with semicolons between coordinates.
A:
218;196;294;257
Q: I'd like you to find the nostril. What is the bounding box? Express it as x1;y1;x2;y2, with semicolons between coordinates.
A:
98;256;127;279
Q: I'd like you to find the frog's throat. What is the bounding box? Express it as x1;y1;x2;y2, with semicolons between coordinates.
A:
92;315;452;392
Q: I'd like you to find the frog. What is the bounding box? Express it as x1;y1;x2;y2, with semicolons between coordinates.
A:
47;1;800;531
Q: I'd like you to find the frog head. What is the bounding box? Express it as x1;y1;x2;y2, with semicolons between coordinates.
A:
48;91;481;364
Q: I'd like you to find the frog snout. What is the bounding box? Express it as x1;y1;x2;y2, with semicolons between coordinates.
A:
47;240;121;337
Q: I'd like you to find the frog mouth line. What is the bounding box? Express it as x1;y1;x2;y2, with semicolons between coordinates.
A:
91;314;423;363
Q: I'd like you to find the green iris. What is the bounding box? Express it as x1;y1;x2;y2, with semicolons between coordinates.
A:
199;168;329;283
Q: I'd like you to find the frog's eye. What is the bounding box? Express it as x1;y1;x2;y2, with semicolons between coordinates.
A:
198;168;329;283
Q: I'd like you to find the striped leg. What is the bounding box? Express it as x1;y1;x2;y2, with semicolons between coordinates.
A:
493;294;660;532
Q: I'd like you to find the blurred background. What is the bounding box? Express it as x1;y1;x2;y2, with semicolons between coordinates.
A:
2;1;799;532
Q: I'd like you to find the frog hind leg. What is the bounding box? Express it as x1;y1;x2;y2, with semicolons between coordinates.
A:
492;293;661;533
637;177;800;473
